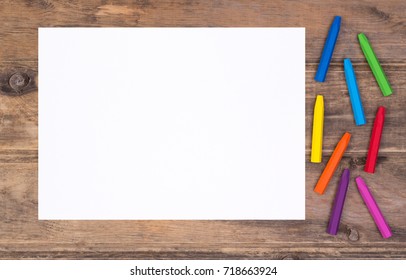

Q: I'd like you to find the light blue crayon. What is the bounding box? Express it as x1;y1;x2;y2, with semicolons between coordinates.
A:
344;58;366;126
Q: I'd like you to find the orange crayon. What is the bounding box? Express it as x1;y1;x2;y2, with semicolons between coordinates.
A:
314;132;351;195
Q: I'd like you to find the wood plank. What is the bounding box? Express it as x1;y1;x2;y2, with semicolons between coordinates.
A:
1;65;405;154
0;1;405;63
1;244;406;259
0;153;404;258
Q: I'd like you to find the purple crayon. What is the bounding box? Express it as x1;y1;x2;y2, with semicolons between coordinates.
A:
327;168;350;235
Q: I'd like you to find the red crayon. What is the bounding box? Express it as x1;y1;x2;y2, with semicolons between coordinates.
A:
365;106;385;173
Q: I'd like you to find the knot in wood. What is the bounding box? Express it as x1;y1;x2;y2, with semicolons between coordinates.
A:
9;72;30;91
346;226;360;241
349;157;367;170
281;254;299;260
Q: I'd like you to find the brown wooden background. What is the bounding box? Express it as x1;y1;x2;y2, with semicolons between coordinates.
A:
0;0;405;259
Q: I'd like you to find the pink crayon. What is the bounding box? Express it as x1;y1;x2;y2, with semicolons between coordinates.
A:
355;176;392;238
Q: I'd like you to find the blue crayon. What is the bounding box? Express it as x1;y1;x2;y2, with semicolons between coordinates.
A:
344;58;366;126
315;16;341;82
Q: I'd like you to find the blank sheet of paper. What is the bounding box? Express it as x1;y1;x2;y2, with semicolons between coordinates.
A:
38;28;305;220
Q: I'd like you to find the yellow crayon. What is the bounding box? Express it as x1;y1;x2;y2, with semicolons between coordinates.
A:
311;95;324;163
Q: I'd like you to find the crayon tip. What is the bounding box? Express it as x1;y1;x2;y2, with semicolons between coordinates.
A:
344;58;352;68
355;176;365;187
333;16;342;25
342;132;351;142
358;33;367;42
341;169;350;186
316;95;324;104
377;106;386;115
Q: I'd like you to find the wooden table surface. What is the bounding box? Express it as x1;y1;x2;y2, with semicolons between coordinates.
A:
0;0;405;259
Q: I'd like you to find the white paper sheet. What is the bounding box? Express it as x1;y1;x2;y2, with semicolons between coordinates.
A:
38;28;305;220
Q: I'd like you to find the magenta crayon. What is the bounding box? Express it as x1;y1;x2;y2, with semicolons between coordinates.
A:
327;169;350;235
355;176;392;239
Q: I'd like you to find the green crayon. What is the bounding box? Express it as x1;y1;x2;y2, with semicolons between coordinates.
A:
358;33;393;97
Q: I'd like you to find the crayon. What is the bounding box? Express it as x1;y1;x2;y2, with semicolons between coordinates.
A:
314;132;351;195
327;169;350;235
311;95;324;163
358;33;393;96
355;176;392;238
315;16;341;82
344;58;366;126
365;106;386;173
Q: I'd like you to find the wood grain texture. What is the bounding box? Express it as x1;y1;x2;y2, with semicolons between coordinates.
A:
0;0;405;259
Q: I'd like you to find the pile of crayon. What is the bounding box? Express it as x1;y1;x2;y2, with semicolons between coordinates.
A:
311;16;392;239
